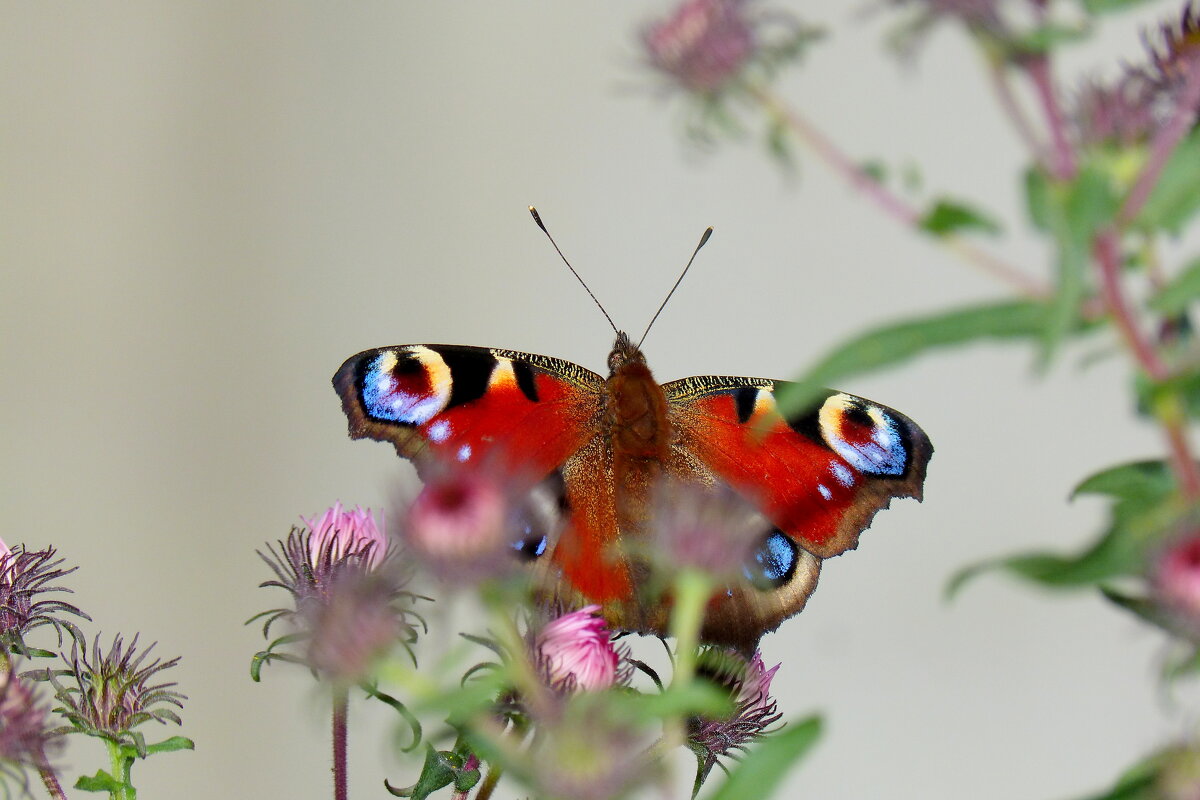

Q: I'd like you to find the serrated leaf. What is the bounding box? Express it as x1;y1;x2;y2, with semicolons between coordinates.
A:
1135;127;1200;234
919;197;1002;236
706;716;823;800
777;300;1053;416
1149;257;1200;316
75;770;127;793
145;735;195;755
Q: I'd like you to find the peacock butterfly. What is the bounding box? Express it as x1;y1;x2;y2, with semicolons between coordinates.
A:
333;217;932;652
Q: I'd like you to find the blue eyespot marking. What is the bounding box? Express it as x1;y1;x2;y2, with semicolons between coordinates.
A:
743;530;799;590
362;349;451;426
456;444;472;462
821;396;907;476
511;532;548;561
817;484;832;500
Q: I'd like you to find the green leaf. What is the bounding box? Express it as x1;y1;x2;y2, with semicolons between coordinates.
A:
1101;587;1175;631
614;681;731;722
362;685;423;752
777;300;1054;416
1149;257;1200;316
1039;166;1120;366
1071;749;1170;800
75;770;127;794
1081;0;1158;13
1135;127;1200;234
948;461;1180;596
1008;21;1091;55
859;160;887;184
144;736;195;755
918;198;1002;237
388;747;460;800
706;716;823;800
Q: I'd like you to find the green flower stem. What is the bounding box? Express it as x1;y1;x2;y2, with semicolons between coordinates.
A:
743;82;1048;299
669;569;713;690
104;739;133;800
333;686;348;800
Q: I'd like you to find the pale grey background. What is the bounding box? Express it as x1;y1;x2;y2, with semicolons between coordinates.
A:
1;3;1189;798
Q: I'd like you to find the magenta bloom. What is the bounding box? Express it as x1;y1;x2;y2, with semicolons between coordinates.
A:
534;606;624;692
302;502;387;571
644;0;756;93
1154;535;1200;628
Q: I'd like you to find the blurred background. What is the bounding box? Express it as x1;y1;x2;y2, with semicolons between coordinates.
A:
1;3;1191;798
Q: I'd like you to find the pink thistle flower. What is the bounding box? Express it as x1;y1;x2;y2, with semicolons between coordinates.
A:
302;502;387;571
401;465;545;585
1154;534;1200;630
650;482;765;582
644;0;757;93
304;570;416;686
1144;2;1200;95
688;649;783;791
533;606;628;692
1072;74;1160;147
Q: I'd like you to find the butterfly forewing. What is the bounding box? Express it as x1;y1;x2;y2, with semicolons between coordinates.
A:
663;375;932;559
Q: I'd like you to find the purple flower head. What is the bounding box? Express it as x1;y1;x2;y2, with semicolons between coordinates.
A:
688;649;783;788
533;606;630;692
44;634;185;751
644;0;757;93
0;543;89;650
1072;73;1161;147
303;569;418;686
649;481;765;582
302;502;387;572
0;666;59;781
399;462;549;586
525;699;658;800
1144;2;1200;98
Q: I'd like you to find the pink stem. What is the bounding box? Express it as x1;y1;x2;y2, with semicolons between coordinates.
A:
1094;229;1200;498
746;82;1048;298
1024;56;1077;180
333;687;348;800
37;757;67;800
988;59;1049;168
1119;63;1200;225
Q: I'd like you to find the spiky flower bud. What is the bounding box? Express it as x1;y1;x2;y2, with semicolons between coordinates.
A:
0;666;59;781
688;650;783;789
0;542;88;650
45;634;185;751
644;0;757;93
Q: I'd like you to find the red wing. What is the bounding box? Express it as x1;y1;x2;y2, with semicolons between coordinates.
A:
333;344;604;480
663;376;932;560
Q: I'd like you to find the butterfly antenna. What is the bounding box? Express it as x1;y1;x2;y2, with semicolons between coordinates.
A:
637;226;713;349
529;206;618;336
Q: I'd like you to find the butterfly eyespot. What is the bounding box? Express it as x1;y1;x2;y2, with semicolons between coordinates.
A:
507;471;568;563
743;529;799;591
818;393;908;476
361;347;452;426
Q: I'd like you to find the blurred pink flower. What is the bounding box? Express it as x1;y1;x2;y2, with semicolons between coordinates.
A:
644;0;756;92
302;502;387;571
0;666;58;773
1155;534;1200;625
534;606;624;692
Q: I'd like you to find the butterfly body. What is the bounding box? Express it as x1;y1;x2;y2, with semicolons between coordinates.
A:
334;333;931;651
